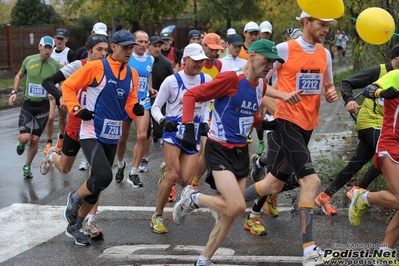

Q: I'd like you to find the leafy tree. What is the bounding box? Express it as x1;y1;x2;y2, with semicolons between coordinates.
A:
10;0;62;26
63;0;187;32
341;0;399;71
0;0;16;25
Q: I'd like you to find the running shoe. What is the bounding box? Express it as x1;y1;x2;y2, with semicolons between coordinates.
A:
127;173;143;188
173;185;199;225
247;134;253;143
138;158;149;172
150;214;167;234
169;184;177;202
23;164;33;179
56;134;63;152
66;223;91;246
209;209;220;224
78;157;89;171
158;162;176;201
302;246;340;266
39;147;58;175
84;220;103;239
194;260;215;266
314;192;337;216
16;142;25;155
348;188;370;227
263;194;279;218
192;184;200;191
64;191;83;225
256;140;265;155
346;185;361;200
43;142;52;155
374;250;399;266
115;160;126;183
250;154;263;182
243;215;266;236
158;162;166;185
153;137;161;148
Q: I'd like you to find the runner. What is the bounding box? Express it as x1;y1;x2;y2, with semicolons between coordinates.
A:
8;36;60;178
150;43;211;234
243;11;341;265
315;45;399;216
239;21;259;60
160;32;179;70
172;39;301;266
40;34;109;238
114;30;156;187
62;30;143;246
44;28;75;155
349;70;399;265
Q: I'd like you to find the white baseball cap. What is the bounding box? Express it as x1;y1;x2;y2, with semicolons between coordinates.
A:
244;21;259;33
260;21;273;33
92;22;108;36
227;28;236;35
296;11;337;26
183;43;209;61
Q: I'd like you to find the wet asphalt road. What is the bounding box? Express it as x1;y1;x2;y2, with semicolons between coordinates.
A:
0;97;392;266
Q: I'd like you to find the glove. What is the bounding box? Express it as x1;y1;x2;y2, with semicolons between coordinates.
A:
133;103;144;116
261;120;281;131
182;123;196;151
380;87;399;100
200;122;210;136
75;108;93;121
161;119;178;132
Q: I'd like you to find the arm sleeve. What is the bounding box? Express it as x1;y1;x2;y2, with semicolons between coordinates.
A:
67;50;76;64
42;71;66;100
182;71;239;124
125;67;139;119
341;65;381;104
151;76;173;123
323;48;333;85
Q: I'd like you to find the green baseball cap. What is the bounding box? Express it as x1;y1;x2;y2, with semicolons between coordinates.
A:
247;39;285;63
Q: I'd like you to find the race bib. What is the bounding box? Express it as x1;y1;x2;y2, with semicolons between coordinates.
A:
28;83;46;97
176;123;200;140
238;116;254;137
296;73;322;95
138;76;148;93
100;119;122;140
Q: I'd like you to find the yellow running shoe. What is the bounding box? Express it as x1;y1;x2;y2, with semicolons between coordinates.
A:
263;194;279;218
151;214;167;234
348;188;370;227
243;215;266;236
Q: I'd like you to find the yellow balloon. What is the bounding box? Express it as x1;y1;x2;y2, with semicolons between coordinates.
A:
356;7;395;45
297;0;344;19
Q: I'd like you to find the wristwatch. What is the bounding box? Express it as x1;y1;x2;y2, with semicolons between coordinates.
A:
10;90;17;95
73;105;81;114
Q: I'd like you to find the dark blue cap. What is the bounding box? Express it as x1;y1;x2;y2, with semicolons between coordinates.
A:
111;30;137;46
227;34;244;46
188;29;201;41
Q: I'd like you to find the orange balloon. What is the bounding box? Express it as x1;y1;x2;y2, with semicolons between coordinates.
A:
297;0;344;19
356;7;395;45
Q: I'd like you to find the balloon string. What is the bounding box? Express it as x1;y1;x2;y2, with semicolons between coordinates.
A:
344;14;399;37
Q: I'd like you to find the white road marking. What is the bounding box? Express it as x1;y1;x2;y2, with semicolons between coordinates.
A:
0;203;343;264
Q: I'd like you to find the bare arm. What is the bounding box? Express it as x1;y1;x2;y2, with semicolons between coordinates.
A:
9;71;25;106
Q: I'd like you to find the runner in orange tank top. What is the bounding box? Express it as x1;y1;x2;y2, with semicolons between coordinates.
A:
243;11;340;266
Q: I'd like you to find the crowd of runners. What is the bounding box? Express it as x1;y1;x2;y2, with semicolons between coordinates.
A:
7;11;399;266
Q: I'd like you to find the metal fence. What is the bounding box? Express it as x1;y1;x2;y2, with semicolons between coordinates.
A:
0;24;57;75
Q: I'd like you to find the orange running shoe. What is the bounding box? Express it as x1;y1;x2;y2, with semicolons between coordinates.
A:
56;134;63;152
43;142;52;155
315;192;337;216
168;184;177;202
346;186;361;200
